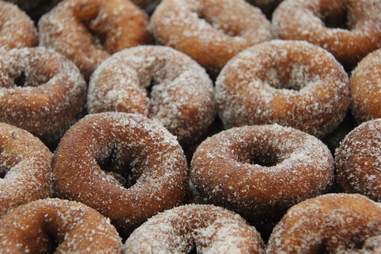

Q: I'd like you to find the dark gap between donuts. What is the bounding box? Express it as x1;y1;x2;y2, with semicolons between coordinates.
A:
14;71;27;87
0;147;8;179
188;244;198;254
321;7;349;30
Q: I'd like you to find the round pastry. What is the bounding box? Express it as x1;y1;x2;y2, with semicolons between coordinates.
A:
335;119;381;201
0;122;52;216
88;46;216;146
0;198;122;253
215;40;350;137
267;194;381;253
150;0;274;71
124;204;265;254
53;112;188;232
0;1;37;49
351;48;381;123
191;124;334;220
0;47;87;144
38;0;151;78
273;0;381;67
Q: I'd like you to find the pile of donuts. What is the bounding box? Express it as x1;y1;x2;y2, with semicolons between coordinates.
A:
1;0;381;253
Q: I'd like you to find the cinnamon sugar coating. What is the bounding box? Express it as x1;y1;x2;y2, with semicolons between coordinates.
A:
273;0;381;67
191;124;334;220
0;47;86;144
0;1;37;48
125;204;265;254
0;123;52;216
216;40;350;137
53;112;188;232
88;46;216;146
0;198;122;253
335;119;381;201
267;194;381;253
39;0;151;78
150;0;274;71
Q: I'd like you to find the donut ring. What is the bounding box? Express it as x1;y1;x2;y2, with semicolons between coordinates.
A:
150;0;274;71
350;49;381;123
88;46;216;146
53;112;188;231
0;123;52;216
39;0;151;78
0;47;86;144
215;40;350;137
267;194;381;253
335;119;381;201
273;0;381;67
0;198;122;253
0;1;37;49
191;124;334;220
124;204;265;254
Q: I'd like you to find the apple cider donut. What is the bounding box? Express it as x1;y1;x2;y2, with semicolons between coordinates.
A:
150;0;274;71
0;47;86;144
0;123;52;216
39;0;151;78
216;40;350;137
267;194;381;253
0;1;37;49
53;112;188;232
124;204;265;254
273;0;381;67
351;48;381;123
191;124;334;220
88;46;216;146
0;198;122;253
335;119;381;201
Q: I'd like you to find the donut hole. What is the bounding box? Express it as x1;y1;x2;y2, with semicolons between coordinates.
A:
195;10;241;37
43;227;60;254
249;152;281;167
96;145;142;188
265;64;313;91
14;71;27;87
320;5;351;30
239;144;283;167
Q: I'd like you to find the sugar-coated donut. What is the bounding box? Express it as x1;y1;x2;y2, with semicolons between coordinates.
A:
0;123;52;216
88;46;216;146
216;40;350;137
39;0;151;78
53;112;188;232
124;204;265;254
0;198;122;253
150;0;274;71
273;0;381;67
0;1;37;49
0;47;86;144
335;119;381;201
351;48;381;123
267;194;381;253
191;124;334;220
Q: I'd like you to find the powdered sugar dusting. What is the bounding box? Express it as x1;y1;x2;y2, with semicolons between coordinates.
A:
88;45;216;146
215;40;350;137
124;204;265;253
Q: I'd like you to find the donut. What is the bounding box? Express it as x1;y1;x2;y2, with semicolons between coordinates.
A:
88;46;216;146
150;0;274;71
0;47;86;144
0;1;37;49
124;204;265;254
335;119;381;201
273;0;381;67
38;0;151;78
215;40;350;137
0;198;122;253
191;124;334;221
0;123;52;216
53;112;188;232
267;194;381;253
350;48;381;123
